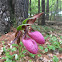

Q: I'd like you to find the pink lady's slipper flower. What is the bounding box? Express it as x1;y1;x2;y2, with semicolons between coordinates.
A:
22;38;38;54
28;31;45;44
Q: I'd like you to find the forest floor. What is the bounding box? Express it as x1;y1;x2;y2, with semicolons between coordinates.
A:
0;23;62;62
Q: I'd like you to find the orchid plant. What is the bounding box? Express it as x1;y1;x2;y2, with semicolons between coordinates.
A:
11;12;45;60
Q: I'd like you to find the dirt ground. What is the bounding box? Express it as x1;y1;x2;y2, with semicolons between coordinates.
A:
0;24;62;62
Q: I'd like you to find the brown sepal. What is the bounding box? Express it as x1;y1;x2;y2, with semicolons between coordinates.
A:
27;12;44;24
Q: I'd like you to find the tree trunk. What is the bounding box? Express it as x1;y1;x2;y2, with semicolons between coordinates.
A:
41;0;45;25
24;0;28;19
38;0;40;14
50;0;53;21
38;0;40;25
50;8;52;21
54;0;58;20
14;0;28;25
60;0;61;11
56;0;58;14
15;0;24;25
0;0;11;34
30;0;31;17
46;0;49;20
0;0;28;34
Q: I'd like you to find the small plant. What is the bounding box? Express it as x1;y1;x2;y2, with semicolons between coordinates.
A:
39;46;44;50
2;46;18;62
28;59;32;62
52;55;59;62
2;41;5;44
29;53;36;58
49;36;61;50
44;48;48;52
39;34;61;53
47;45;55;51
37;54;42;57
44;35;49;39
2;41;5;47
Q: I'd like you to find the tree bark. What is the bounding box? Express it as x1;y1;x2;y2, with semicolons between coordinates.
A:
30;0;31;17
60;0;61;11
38;0;40;25
0;0;11;34
15;0;28;25
14;0;24;25
24;0;28;19
50;0;53;21
41;0;45;25
38;0;40;13
56;0;58;14
46;0;49;20
0;0;28;34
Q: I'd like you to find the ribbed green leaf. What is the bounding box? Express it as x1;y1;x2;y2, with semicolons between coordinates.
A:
22;18;30;24
17;24;32;31
23;18;33;24
17;25;24;31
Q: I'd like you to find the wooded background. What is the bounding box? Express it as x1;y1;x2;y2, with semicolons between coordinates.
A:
0;0;62;34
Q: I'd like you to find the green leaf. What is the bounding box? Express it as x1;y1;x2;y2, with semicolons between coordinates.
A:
21;54;25;58
13;60;16;62
6;52;10;56
22;50;27;54
11;47;17;52
52;56;59;62
44;48;48;52
44;35;49;39
52;46;55;50
7;55;13;59
2;41;5;44
51;36;57;41
49;34;53;38
3;45;5;47
17;24;32;31
7;48;11;51
29;59;32;62
20;42;24;46
47;45;55;50
17;25;24;31
2;57;6;59
60;36;62;39
39;46;43;50
22;18;30;24
37;54;41;57
53;42;60;49
12;44;18;47
3;47;6;52
29;53;36;58
5;58;12;62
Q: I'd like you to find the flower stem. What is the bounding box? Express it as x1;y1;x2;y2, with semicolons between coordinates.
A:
18;44;23;62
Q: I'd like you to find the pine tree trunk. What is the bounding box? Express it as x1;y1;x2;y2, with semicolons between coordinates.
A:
38;0;40;25
0;0;28;34
30;0;31;17
46;0;49;20
24;0;28;19
0;0;11;34
41;0;45;25
50;0;53;21
56;0;58;15
15;0;28;25
14;0;24;25
60;0;61;11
